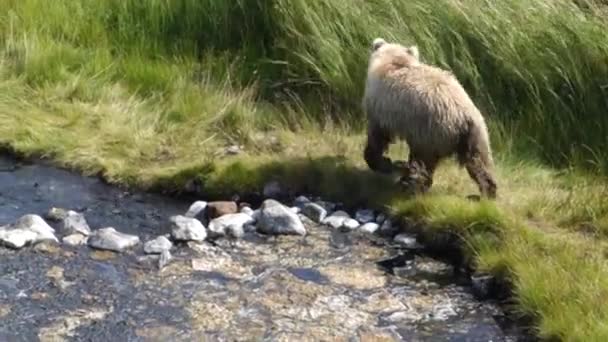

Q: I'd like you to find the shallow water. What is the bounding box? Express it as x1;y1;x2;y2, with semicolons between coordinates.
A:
0;155;530;341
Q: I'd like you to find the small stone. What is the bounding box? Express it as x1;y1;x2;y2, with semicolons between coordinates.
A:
206;201;238;219
293;195;310;208
88;227;140;252
158;250;172;269
359;223;380;234
169;215;207;242
263;181;282;199
340;218;360;231
207;213;254;239
62;234;88;246
46;207;69;221
256;199;306;236
239;206;255;218
380;218;394;234
62;211;91;236
394;233;422;249
225;145;241;155
184;201;207;219
376;213;387;224
301;202;327;223
355;209;375;224
322;210;350;229
144;236;173;254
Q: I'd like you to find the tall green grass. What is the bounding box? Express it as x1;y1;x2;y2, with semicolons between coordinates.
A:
1;0;608;171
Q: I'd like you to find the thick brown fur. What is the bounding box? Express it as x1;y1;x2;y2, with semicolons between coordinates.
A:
362;38;497;198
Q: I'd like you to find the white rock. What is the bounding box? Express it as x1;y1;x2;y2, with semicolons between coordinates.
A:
0;228;38;249
158;249;172;269
355;209;375;224
144;235;173;254
169;215;207;242
207;213;255;239
301;202;327;223
62;233;88;246
322;210;350;229
359;222;380;234
62;211;91;236
394;233;422;249
290;206;301;214
257;199;306;236
184;201;207;218
240;206;255;218
340;218;360;231
88;227;140;252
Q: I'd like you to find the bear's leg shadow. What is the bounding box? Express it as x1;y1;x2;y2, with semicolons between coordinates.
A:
364;122;394;174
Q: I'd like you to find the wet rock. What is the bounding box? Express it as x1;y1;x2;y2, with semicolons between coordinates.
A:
471;273;496;300
0;214;58;248
208;213;255;239
144;235;173;254
61;210;91;236
340;218;360;231
46;207;69;221
263;180;283;198
88;227;140;252
394;233;423;249
62;233;88;246
206;201;238;219
359;222;380;234
355;209;376;224
257;199;306;236
293;195;310;208
169;215;207;242
184;201;207;220
322;210;351;229
301;202;327;223
158;249;172;269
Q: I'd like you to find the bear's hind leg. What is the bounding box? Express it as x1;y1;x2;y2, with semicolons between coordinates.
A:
364;122;394;174
464;156;497;199
399;154;438;195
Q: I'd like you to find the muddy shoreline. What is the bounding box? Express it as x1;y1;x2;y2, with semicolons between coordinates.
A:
0;152;535;341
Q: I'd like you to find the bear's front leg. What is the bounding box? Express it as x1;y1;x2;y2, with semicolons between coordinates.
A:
363;123;394;174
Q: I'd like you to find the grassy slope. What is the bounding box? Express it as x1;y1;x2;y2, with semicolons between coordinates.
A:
1;0;608;340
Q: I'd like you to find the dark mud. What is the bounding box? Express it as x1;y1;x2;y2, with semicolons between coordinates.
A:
0;155;531;341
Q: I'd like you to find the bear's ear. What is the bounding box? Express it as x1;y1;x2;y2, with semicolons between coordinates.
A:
407;45;420;60
372;38;386;51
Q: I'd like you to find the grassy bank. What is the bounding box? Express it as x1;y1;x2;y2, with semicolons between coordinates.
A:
2;0;608;340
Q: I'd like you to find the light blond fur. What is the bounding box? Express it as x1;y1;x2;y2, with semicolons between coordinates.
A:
362;38;496;197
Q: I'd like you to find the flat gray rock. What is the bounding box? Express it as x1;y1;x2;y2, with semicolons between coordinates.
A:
301;202;327;223
62;211;91;236
207;213;254;239
88;227;140;252
256;199;306;236
0;228;38;249
0;214;58;248
144;235;173;254
170;215;207;242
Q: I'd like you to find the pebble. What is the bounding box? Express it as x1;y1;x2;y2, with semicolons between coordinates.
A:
322;210;350;229
144;236;173;254
169;215;207;242
62;233;88;246
355;209;376;224
256;199;306;236
340;218;360;231
301;202;327;223
62;211;92;236
88;227;140;252
376;213;387;224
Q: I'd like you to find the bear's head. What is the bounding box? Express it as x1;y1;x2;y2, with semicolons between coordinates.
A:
367;38;420;75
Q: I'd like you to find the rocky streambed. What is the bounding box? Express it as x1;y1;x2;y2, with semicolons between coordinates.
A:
0;155;530;341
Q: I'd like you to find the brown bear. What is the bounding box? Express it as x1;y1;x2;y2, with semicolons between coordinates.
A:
362;38;497;199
